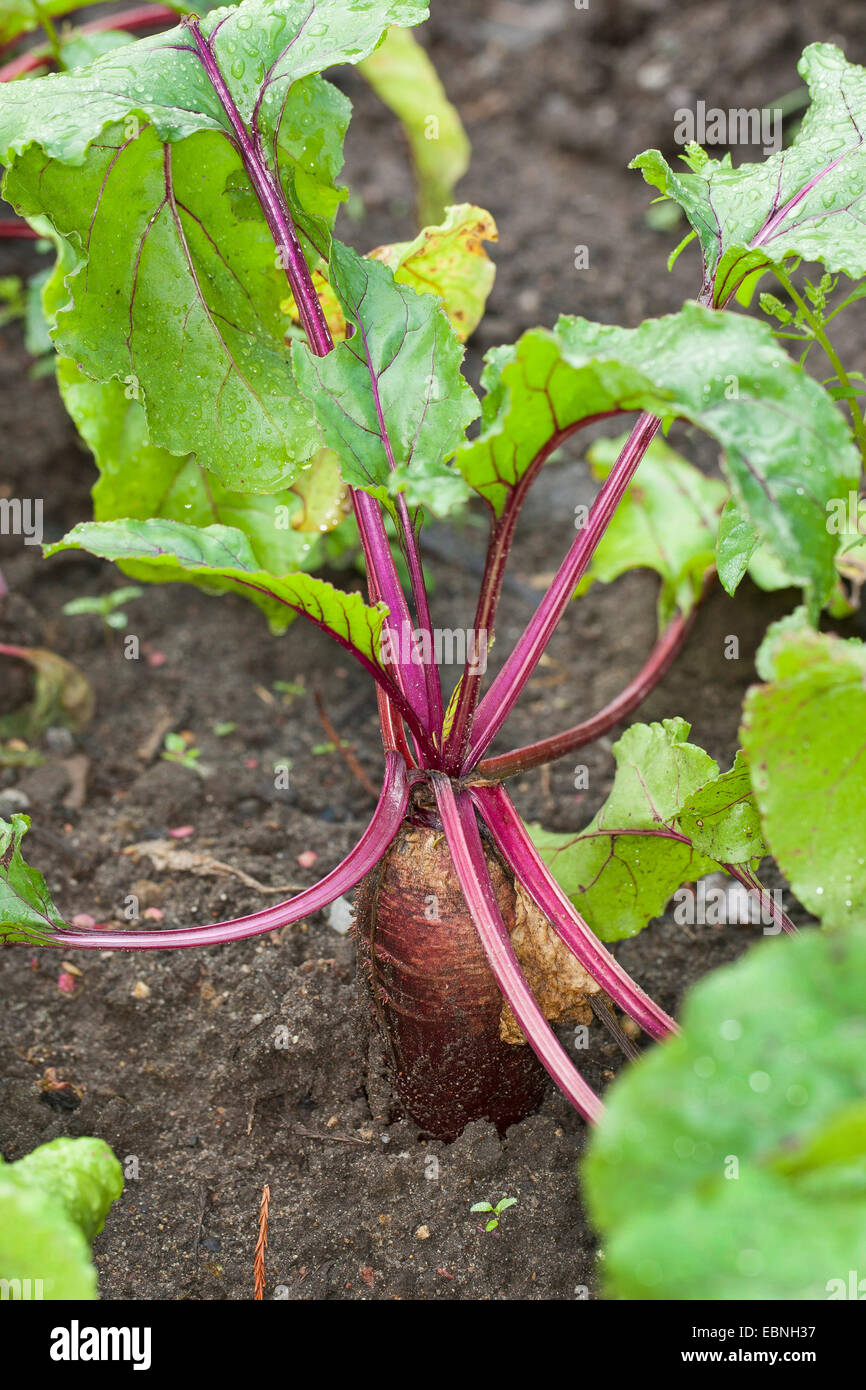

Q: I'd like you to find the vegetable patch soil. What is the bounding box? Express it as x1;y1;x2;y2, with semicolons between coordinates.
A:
2;0;865;1300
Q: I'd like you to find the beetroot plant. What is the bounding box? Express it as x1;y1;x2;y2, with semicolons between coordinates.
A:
2;2;866;1146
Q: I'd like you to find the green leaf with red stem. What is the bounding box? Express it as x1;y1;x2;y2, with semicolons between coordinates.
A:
293;240;479;516
57;359;355;581
0;814;65;945
456;304;857;613
45;515;392;660
678;750;767;864
286;203;498;346
0;0;427;491
632;44;866;305
531;719;766;942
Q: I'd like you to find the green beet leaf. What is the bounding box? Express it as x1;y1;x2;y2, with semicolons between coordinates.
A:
0;0;427;492
456;304;857;613
741;610;866;926
632;45;866;305
584;922;866;1299
679;750;767;864
293;240;478;515
531;719;765;942
57;359;354;581
46;518;389;655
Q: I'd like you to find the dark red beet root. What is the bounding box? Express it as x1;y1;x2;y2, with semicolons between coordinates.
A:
355;814;547;1141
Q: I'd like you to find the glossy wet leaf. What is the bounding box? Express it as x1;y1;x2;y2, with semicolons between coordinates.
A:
57;359;353;580
679;750;767;863
584;922;866;1299
60;29;140;70
293;240;478;515
576;433;725;627
0;1136;124;1300
740;611;866;926
718;494;856;614
285;204;497;343
457;304;856;612
358;23;470;226
531;719;763;942
46;517;390;653
632;44;866;304
0;0;427;491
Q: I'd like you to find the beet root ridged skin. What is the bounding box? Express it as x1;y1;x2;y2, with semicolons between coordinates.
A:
355;818;546;1141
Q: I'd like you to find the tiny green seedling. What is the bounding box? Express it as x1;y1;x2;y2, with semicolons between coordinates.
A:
272;680;306;706
161;731;209;778
470;1197;517;1232
62;586;143;632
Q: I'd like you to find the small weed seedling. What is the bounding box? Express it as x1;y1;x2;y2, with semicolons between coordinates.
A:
161;731;209;779
470;1197;517;1233
62;585;143;633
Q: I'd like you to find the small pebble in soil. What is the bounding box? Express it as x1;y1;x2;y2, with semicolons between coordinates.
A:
131;980;151;1000
327;896;353;935
44;727;75;754
415;1226;430;1241
0;788;30;813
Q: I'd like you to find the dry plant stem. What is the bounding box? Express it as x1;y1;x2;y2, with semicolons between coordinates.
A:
590;994;641;1062
478;573;714;779
313;689;379;798
254;1183;270;1301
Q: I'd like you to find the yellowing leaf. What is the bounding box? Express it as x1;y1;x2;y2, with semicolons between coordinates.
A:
283;204;497;342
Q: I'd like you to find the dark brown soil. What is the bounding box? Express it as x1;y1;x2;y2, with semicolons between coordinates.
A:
2;0;865;1301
